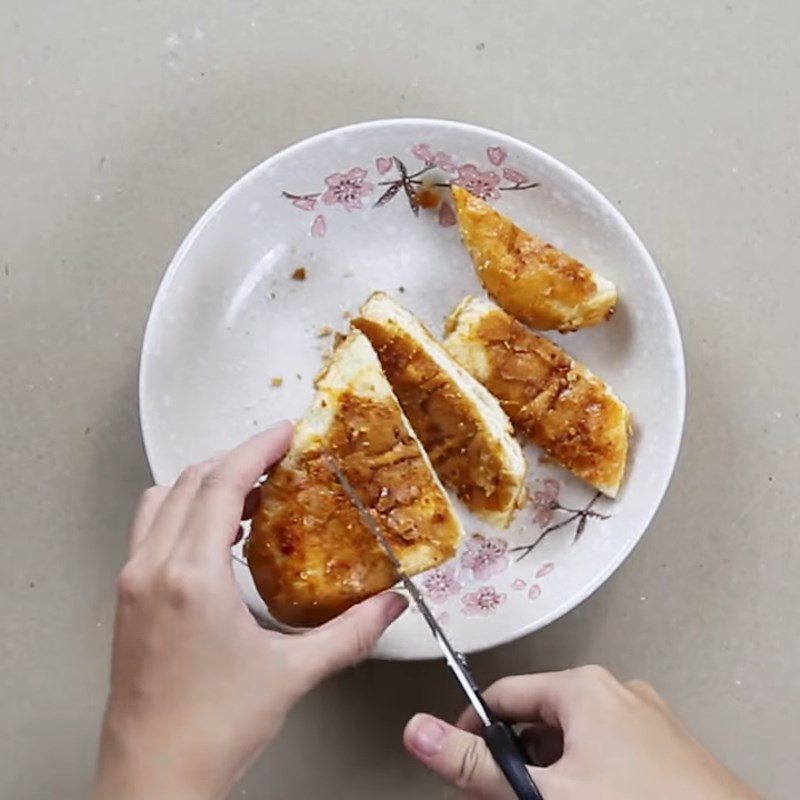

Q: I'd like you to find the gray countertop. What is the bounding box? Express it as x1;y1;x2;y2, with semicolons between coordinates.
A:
1;2;798;798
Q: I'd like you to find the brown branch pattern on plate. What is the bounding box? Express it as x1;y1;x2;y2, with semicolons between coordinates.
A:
280;143;540;237
512;481;611;562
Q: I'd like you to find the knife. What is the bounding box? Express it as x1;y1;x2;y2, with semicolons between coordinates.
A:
323;454;543;800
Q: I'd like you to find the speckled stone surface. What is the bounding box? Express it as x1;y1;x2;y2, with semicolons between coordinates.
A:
1;2;798;798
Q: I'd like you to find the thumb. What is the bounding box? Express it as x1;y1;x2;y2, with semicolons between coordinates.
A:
298;592;408;683
404;714;518;798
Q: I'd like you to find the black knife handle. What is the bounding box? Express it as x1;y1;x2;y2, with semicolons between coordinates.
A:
484;720;544;800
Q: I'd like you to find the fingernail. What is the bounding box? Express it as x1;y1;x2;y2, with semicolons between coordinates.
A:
408;715;447;757
384;592;409;623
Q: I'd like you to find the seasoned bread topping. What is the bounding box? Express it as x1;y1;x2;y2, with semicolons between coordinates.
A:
452;186;617;332
445;298;631;497
355;316;523;519
247;331;462;627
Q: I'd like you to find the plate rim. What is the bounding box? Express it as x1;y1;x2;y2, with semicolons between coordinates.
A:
138;117;687;659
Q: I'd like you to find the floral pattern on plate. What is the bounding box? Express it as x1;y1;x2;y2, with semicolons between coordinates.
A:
512;480;612;562
281;143;539;236
420;564;462;603
461;534;510;579
462;586;507;616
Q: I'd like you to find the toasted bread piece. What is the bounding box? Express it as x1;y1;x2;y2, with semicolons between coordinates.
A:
246;331;463;627
452;186;617;332
353;292;527;527
444;297;631;497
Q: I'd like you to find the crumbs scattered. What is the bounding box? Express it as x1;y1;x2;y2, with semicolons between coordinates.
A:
342;266;354;278
476;42;486;51
271;377;283;388
296;373;302;381
316;325;333;338
341;310;351;320
333;331;347;348
269;291;276;299
398;286;406;294
291;267;307;281
29;581;35;589
84;427;91;435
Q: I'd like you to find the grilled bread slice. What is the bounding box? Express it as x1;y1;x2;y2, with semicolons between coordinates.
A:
246;330;463;627
353;292;527;527
444;296;631;497
452;186;617;332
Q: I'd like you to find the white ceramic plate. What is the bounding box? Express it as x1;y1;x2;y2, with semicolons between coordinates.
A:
140;118;685;660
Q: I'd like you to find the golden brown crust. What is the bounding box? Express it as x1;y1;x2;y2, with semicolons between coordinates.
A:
247;363;461;627
354;308;525;525
452;186;617;332
445;300;631;496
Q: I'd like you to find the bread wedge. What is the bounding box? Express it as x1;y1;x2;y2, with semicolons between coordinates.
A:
353;292;527;527
444;296;631;497
246;330;463;627
452;186;617;332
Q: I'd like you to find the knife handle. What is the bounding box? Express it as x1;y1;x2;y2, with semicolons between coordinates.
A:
484;720;544;800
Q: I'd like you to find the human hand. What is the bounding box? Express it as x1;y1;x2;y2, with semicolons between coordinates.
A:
92;422;408;800
404;666;759;799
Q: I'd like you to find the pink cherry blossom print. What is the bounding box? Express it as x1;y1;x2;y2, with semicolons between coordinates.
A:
436;611;450;626
502;167;529;184
411;143;435;164
292;196;317;211
528;583;542;601
321;167;373;210
421;565;461;603
376;156;393;175
438;201;456;227
455;164;501;200
536;562;555;579
462;586;507;616
532;478;561;528
282;146;540;228
310;214;326;238
432;151;458;173
487;146;508;166
461;534;509;579
511;578;527;591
